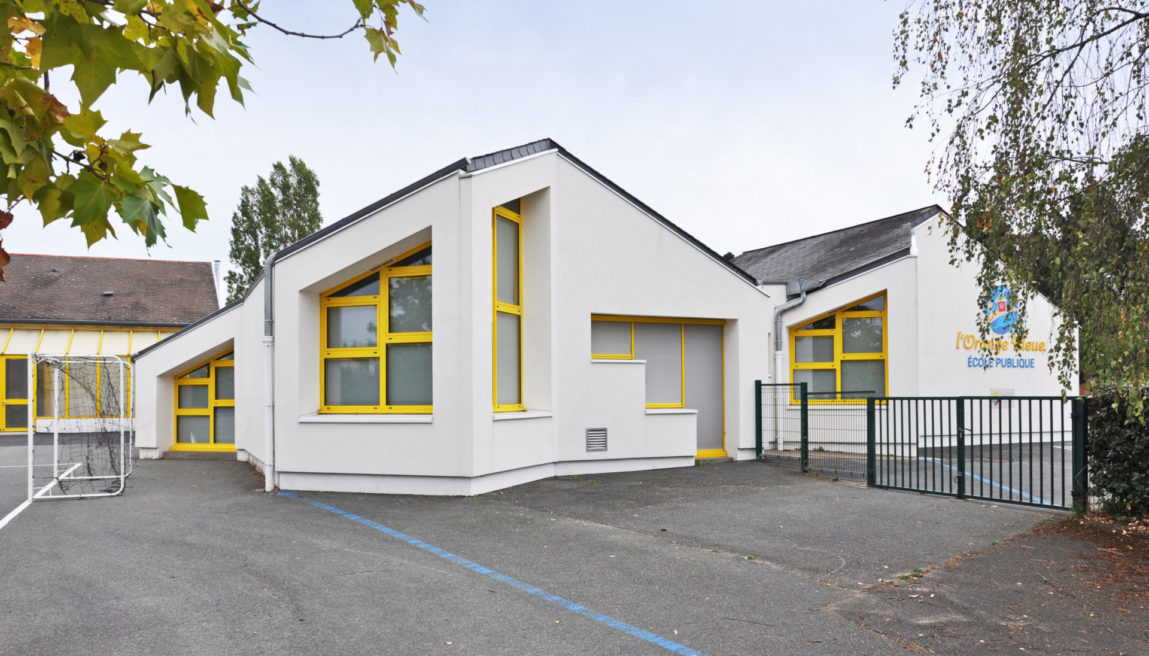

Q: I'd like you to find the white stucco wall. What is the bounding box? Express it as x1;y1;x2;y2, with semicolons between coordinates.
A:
913;215;1073;397
134;149;776;495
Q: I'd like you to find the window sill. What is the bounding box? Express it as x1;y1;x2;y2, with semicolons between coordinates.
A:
591;358;646;364
645;408;698;415
492;410;553;422
299;413;433;424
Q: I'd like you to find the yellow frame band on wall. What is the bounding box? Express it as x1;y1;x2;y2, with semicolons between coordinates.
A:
789;290;888;404
493;204;524;412
319;241;433;414
172;350;235;452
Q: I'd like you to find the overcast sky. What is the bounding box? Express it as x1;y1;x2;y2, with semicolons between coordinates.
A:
6;1;937;270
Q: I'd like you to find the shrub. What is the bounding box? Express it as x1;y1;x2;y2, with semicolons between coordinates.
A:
1088;390;1149;517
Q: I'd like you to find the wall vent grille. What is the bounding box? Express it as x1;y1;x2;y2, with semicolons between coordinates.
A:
585;427;608;452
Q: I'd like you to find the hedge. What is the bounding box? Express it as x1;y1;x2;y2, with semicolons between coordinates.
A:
1088;390;1149;516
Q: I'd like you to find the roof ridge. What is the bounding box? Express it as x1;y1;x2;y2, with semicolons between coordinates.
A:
739;205;942;256
9;253;211;265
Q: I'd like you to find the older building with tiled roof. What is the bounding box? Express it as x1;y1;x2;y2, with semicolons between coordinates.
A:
0;254;218;326
0;254;219;432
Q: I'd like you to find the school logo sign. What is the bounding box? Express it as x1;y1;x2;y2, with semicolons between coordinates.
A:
985;285;1018;335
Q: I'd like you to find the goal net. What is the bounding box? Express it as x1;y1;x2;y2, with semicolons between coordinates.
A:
28;355;133;500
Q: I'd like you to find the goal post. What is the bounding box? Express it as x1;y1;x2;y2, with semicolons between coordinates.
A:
27;355;134;500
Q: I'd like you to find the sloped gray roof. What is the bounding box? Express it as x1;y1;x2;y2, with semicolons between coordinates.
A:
733;206;943;286
0;254;219;327
278;139;756;285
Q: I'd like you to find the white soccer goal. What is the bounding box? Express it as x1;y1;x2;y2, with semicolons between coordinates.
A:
27;355;133;500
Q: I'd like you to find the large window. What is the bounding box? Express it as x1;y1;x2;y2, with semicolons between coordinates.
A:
789;292;887;402
173;351;235;451
493;201;523;411
320;243;432;413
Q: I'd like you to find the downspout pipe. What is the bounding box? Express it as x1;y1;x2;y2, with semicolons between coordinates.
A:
262;250;282;492
772;280;814;450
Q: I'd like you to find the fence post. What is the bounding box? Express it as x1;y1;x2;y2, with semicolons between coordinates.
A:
799;382;809;473
1071;397;1089;515
866;397;876;487
956;398;966;499
754;380;763;459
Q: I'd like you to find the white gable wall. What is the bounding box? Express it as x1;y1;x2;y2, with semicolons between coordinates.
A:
913;215;1072;396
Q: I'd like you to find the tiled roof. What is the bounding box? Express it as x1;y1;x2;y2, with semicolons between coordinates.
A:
733;206;943;286
0;254;219;326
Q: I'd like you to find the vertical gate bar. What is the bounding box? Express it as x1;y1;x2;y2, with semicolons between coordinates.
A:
866;397;876;487
956;398;966;499
799;383;809;473
1002;398;1009;502
754;380;762;459
1042;399;1049;505
1071;397;1088;514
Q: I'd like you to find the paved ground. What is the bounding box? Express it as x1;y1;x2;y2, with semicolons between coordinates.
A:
0;458;1128;655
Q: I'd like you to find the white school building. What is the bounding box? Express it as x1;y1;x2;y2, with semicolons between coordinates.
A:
132;139;1073;495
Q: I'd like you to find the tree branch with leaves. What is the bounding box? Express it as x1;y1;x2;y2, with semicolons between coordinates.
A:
0;0;424;280
895;1;1149;405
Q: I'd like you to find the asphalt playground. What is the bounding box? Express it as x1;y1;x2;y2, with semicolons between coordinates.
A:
0;457;1059;655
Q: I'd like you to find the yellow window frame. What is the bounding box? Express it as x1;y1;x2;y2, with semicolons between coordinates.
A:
789;291;888;404
173;351;235;452
319;242;433;414
0;355;29;432
590;315;726;410
493;205;524;412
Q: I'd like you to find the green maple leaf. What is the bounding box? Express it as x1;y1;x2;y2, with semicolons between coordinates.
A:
68;171;117;229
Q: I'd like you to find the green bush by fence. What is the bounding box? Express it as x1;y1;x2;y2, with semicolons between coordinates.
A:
1088;390;1149;516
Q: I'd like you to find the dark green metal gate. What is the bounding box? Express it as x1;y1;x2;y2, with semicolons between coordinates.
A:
865;396;1088;512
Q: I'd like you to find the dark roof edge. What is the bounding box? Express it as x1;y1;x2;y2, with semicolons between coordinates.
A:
548;144;760;286
275;157;470;261
0;318;194;329
132;302;242;360
740;205;945;257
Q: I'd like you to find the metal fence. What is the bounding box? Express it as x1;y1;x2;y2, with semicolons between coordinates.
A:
755;382;872;479
755;382;1090;511
866;396;1087;511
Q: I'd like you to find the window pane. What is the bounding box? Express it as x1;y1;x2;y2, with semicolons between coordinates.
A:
214;407;235;444
5;404;27;429
843;317;883;353
591;321;630;356
846;296;885;312
327;306;378;348
796;315;834;330
388;276;432;333
496;216;519;305
217;351;234;361
68;363;99;416
496;312;521;405
793;369;836;397
215;366;235;400
499;198;521;214
177;415;211;444
330;273;380;297
324;358;379;406
842;360;885;398
178;385;209;409
98;362;127;416
392;246;432;267
794;336;834;363
5;358;27;398
179;364;209;379
634;323;682;405
36;363;57;416
387;343;433;406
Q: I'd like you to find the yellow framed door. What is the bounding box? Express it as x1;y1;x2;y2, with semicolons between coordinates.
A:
0;356;29;432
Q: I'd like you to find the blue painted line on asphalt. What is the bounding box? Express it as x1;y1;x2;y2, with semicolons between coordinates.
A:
921;457;1049;505
277;490;708;656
